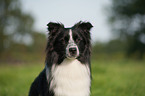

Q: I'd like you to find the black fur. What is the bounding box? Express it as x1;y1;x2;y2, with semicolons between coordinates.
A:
29;21;93;96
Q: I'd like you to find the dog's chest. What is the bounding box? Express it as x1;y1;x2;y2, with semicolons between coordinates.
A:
50;59;90;96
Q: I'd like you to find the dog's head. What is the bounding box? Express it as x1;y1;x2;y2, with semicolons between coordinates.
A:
46;21;93;64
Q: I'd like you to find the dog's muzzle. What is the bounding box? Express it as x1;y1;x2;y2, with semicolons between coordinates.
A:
66;42;79;59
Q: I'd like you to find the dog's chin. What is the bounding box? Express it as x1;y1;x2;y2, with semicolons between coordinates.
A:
66;54;78;59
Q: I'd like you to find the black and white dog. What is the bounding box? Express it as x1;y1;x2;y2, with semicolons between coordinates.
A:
29;21;93;96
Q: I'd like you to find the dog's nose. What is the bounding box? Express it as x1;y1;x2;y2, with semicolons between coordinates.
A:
69;47;77;55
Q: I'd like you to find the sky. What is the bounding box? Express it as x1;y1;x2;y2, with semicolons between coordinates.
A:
21;0;112;42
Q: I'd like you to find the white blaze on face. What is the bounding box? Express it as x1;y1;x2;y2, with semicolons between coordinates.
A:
66;29;79;59
69;29;74;43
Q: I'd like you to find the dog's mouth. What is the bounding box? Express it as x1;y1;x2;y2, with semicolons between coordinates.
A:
66;43;79;59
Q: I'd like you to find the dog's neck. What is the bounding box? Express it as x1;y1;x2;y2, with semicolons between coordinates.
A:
46;58;91;96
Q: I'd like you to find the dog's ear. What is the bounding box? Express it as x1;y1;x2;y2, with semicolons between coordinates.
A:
47;22;64;34
79;22;93;31
73;21;93;32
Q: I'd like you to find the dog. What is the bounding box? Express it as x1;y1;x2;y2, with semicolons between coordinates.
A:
29;21;93;96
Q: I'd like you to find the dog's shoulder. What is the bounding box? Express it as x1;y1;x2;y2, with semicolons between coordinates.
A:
29;69;52;96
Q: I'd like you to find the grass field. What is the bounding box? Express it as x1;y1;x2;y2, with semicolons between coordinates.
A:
0;60;145;96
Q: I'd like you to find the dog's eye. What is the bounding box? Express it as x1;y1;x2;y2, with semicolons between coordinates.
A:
60;37;69;44
60;38;64;42
74;35;81;43
76;38;81;43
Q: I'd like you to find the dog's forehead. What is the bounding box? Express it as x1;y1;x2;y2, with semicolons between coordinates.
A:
64;28;78;34
63;28;71;34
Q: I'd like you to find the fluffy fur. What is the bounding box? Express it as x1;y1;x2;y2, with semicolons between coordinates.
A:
29;21;93;96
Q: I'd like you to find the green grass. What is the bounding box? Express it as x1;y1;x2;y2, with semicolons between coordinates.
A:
0;63;44;96
91;60;145;96
0;60;145;96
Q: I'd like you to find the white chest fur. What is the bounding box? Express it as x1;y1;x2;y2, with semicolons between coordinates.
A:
48;59;91;96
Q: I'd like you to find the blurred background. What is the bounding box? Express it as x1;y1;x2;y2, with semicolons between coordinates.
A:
0;0;145;96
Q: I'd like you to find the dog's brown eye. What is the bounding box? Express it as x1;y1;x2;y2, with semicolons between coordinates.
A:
76;38;81;43
60;37;68;44
60;38;64;41
73;35;80;43
60;38;65;43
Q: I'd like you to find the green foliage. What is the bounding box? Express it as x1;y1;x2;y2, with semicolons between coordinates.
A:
0;0;34;53
0;0;48;63
30;32;47;52
109;0;145;59
92;39;127;60
0;32;46;63
0;60;145;96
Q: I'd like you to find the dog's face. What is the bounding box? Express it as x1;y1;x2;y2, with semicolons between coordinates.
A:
46;21;93;63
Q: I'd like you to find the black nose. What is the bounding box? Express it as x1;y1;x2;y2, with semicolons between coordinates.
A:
69;47;77;55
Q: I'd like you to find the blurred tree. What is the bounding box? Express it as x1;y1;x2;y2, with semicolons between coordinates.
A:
92;39;126;60
109;0;145;59
30;32;46;52
0;0;34;53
